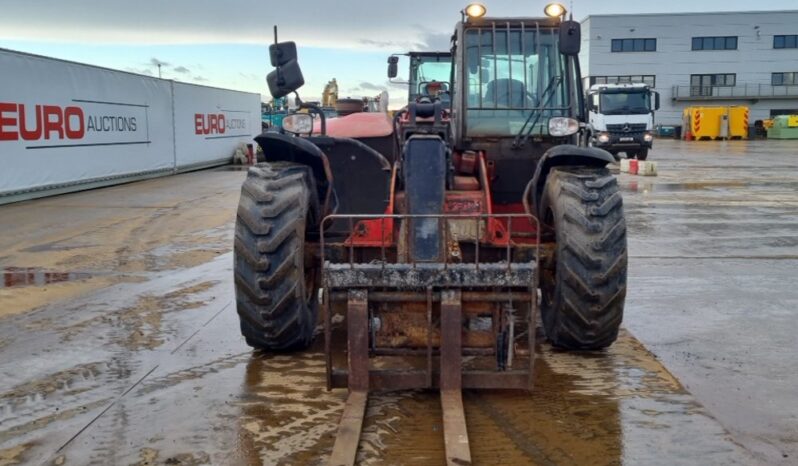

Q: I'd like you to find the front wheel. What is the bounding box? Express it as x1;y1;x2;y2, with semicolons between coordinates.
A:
635;148;649;161
539;167;627;350
234;162;319;351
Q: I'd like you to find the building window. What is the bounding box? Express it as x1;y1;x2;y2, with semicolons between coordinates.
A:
772;72;798;86
774;35;798;49
611;38;656;52
590;75;656;87
690;73;736;96
691;36;737;51
771;109;798;117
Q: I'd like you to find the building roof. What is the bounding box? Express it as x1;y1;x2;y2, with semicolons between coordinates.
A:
582;9;798;22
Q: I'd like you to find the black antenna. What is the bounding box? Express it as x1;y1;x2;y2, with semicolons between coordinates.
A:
273;25;278;45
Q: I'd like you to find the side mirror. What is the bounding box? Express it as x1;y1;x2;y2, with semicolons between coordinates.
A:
653;91;661;111
270;41;298;66
588;93;599;111
267;59;305;99
559;20;581;55
388;56;399;79
267;40;305;99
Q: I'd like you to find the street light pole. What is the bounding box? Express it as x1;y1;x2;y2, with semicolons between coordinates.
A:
158;63;162;79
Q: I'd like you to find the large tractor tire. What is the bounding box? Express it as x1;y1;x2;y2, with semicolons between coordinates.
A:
539;167;627;350
234;162;319;351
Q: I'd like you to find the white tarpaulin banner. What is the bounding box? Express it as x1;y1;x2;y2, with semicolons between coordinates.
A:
0;48;260;202
173;82;261;168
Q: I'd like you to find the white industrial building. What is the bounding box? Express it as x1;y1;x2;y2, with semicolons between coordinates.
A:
579;10;798;126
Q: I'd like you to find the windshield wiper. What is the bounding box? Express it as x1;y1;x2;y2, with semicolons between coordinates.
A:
512;75;563;149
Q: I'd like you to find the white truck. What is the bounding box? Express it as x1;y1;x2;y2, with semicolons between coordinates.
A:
585;83;660;160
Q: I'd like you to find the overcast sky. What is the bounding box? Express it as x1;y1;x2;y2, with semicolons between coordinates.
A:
1;0;796;106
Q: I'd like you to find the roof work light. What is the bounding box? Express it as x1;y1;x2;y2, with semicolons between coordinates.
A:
464;3;487;19
544;3;567;18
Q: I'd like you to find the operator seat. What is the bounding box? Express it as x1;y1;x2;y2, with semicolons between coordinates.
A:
484;79;529;108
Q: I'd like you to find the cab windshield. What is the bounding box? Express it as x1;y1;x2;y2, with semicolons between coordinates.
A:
464;25;570;137
600;91;651;115
409;54;452;103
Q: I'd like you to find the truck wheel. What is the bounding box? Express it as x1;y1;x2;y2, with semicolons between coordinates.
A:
635;148;649;161
234;162;319;351
539;167;627;350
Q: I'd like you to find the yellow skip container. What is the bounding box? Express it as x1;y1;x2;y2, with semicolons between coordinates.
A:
682;106;749;140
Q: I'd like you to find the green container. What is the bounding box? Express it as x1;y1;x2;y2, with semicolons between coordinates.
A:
768;116;798;139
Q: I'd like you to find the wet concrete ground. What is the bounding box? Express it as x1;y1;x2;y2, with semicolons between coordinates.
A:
0;139;795;465
620;139;798;464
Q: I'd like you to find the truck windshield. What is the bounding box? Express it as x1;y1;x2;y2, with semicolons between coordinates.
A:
600;91;651;115
464;25;570;137
409;54;452;103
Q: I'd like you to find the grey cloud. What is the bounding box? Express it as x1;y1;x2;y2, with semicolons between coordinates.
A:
174;65;190;73
1;1;795;49
386;80;409;90
359;38;411;49
418;31;452;51
359;81;386;91
193;76;208;82
149;57;169;67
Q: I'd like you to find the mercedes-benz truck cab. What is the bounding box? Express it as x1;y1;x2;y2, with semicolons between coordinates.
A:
586;83;660;160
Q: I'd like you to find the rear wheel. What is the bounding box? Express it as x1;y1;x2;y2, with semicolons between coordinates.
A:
539;167;627;350
234;162;319;351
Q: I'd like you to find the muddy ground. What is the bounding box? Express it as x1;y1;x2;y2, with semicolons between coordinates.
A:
0;139;795;465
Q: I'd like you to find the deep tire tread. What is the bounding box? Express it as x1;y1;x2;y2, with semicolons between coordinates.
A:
540;167;627;350
234;162;318;351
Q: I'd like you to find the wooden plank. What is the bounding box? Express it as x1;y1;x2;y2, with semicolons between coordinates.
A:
441;390;472;466
329;390;368;466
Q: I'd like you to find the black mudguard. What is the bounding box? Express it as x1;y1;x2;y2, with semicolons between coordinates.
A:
527;144;615;217
255;132;331;210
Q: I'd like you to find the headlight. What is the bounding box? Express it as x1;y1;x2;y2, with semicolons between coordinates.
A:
544;3;567;18
644;132;654;142
548;117;579;137
464;3;487;19
282;113;314;134
597;132;610;143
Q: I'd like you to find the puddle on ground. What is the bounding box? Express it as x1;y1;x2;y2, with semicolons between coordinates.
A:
222;329;745;466
1;268;92;289
622;180;798;194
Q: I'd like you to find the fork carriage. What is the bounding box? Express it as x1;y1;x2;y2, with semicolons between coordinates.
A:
322;212;541;392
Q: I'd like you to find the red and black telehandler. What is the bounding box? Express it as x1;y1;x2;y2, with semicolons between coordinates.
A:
234;3;626;463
